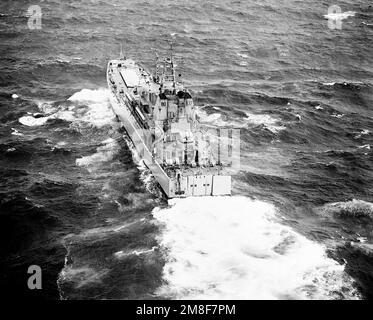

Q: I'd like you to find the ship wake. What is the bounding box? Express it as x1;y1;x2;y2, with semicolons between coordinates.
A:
152;196;360;300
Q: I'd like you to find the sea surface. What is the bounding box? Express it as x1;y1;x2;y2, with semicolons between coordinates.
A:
0;0;372;300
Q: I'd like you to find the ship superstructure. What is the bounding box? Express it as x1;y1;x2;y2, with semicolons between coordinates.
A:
106;47;233;198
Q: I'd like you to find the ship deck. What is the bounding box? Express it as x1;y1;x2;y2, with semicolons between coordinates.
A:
109;59;159;95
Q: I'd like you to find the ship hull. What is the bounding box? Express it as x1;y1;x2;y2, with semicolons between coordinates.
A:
108;92;171;197
107;59;231;198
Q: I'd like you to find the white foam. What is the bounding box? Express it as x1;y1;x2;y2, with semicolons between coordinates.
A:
195;107;246;128
237;52;248;59
66;88;115;127
196;108;286;133
68;88;109;103
331;113;344;118
153;196;359;300
19;115;50;126
11;128;24;136
245;113;286;133
323;199;373;219
357;144;370;150
76;138;118;169
361;129;370;135
355;129;371;139
19;88;116;128
114;246;157;259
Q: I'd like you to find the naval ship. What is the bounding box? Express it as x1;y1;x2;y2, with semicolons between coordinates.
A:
106;47;234;198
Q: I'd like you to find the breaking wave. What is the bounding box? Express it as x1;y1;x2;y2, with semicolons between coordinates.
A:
196;107;285;133
19;114;50;126
18;88;115;128
322;199;373;220
67;88;110;104
195;107;246;128
152;196;359;300
76;138;119;170
245;112;286;133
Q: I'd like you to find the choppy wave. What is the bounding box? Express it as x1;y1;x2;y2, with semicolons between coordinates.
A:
19;114;50;126
195;107;246;128
10;127;24;136
18;89;115;128
67;88;110;104
76;138;119;170
196;107;286;133
322;199;373;220
153;196;359;299
245;112;286;133
354;129;370;139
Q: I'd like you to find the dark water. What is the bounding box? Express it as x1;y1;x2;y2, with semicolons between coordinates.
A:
0;0;372;299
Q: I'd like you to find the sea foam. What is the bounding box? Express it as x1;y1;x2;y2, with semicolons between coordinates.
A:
153;196;359;300
76;138;118;169
19;88;115;128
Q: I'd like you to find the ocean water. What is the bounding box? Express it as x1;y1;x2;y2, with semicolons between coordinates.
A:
0;0;372;300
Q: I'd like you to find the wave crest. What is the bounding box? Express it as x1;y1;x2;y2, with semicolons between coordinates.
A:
19;88;115;128
323;199;373;220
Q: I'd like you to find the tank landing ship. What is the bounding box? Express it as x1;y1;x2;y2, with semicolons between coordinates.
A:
107;49;234;198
